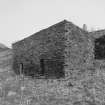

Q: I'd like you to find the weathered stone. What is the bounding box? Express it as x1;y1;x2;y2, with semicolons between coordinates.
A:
12;20;105;80
12;20;90;79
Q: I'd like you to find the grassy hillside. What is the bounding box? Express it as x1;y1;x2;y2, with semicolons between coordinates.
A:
0;47;12;72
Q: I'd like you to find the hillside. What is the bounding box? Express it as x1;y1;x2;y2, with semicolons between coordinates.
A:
0;44;13;72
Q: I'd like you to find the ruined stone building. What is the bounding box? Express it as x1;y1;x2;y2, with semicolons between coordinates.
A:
12;20;105;79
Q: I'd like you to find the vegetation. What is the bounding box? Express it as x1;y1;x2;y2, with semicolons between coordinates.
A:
0;68;105;105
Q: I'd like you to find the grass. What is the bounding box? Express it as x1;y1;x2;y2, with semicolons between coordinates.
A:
0;68;105;105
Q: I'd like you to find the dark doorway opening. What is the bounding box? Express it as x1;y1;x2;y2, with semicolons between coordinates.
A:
94;35;105;60
40;59;65;78
19;63;24;74
40;59;45;75
44;59;65;78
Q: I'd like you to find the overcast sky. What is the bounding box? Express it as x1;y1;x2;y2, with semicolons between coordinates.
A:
0;0;105;47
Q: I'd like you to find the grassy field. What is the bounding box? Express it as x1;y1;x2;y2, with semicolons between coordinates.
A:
0;68;105;105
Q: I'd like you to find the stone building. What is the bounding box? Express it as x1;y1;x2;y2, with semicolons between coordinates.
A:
12;20;105;79
89;30;105;69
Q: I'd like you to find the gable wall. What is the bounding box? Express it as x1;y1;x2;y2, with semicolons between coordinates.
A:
12;21;66;78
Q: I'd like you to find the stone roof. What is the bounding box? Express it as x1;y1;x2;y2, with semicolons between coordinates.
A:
89;29;105;39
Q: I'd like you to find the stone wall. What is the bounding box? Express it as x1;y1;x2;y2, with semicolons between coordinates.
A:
12;21;66;78
64;21;94;79
12;19;105;79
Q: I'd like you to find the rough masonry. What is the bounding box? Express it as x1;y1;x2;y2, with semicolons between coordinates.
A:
12;20;105;79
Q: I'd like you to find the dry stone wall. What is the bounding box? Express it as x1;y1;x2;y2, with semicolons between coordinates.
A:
12;21;66;78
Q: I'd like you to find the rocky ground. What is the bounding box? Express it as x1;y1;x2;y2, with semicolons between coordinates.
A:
0;68;105;105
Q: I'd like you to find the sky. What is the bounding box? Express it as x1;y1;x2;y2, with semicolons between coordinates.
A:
0;0;105;48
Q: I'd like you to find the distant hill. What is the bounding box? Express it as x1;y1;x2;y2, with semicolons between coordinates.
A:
0;43;8;48
0;43;10;51
0;43;13;72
